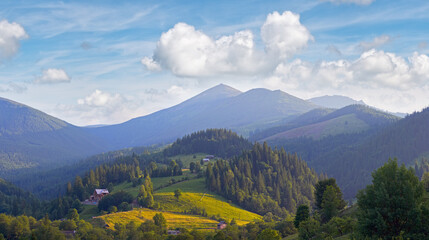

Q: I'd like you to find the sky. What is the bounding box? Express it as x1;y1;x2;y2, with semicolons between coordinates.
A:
1;0;429;126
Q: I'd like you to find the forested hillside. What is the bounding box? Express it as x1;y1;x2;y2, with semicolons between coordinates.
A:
163;129;252;158
17;129;251;200
272;107;429;199
0;178;42;217
206;142;319;217
258;105;398;142
0;97;109;177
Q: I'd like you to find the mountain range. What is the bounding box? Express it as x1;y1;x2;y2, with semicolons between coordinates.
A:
1;83;425;201
0;97;108;176
88;84;318;149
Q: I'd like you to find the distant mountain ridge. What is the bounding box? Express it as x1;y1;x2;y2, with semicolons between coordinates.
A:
250;105;399;142
0;97;109;176
89;84;318;149
308;95;365;109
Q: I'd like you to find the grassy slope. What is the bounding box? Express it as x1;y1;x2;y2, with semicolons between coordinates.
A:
168;153;208;168
154;178;261;225
93;169;261;229
98;208;218;231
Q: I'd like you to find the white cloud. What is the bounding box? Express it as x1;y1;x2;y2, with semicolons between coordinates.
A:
77;89;122;107
55;90;139;125
35;68;71;84
261;11;313;59
0;19;28;60
142;11;312;77
324;0;375;5
265;49;429;112
141;57;161;71
268;49;429;91
358;35;391;51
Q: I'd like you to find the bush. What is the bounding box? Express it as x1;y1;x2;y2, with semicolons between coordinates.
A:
98;191;133;212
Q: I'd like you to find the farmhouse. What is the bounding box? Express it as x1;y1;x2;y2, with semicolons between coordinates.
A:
217;221;227;230
90;189;109;202
202;158;210;162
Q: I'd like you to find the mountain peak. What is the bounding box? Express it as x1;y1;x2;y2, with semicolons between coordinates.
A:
184;84;242;104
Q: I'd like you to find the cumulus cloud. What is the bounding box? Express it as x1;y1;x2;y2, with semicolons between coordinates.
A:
265;49;429;113
324;0;375;5
55;90;139;125
267;49;429;91
358;35;391;51
142;11;312;77
35;68;71;84
0;19;28;60
77;89;122;107
141;57;161;71
261;11;313;59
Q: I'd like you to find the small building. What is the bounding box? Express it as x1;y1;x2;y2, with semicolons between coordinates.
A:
90;189;109;202
206;155;215;159
203;158;210;162
217;221;227;230
168;230;180;235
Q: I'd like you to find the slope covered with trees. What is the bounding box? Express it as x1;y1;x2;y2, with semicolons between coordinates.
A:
260;105;399;142
271;107;429;199
0;179;42;217
0;97;109;178
163;129;252;158
206;142;319;217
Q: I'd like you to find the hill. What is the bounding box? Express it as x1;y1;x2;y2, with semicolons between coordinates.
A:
0;178;42;217
89;84;318;149
163;129;252;158
308;95;365;109
110;176;262;226
0;97;109;177
257;105;398;142
98;208;219;231
270;107;429;199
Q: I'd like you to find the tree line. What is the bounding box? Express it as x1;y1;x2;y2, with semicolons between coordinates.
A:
206;142;319;217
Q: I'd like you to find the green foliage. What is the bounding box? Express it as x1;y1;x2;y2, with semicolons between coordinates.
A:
153;213;167;229
174;189;182;200
98;191;133;212
275;220;297;237
163;129;252;158
0;178;42;217
314;178;346;211
421;172;429;191
294;205;309;228
321;186;340;222
66;208;79;222
205;142;318;217
257;228;281;240
298;218;320;240
357;159;429;239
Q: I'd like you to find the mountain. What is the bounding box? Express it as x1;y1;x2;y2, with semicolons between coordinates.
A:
0;178;42;216
308;95;365;109
253;105;398;142
89;84;318;150
269;107;429;199
0;97;108;177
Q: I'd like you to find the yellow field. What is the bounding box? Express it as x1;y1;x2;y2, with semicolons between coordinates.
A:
98;208;218;231
154;178;262;225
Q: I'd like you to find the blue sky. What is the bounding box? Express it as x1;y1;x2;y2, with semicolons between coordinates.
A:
1;0;429;125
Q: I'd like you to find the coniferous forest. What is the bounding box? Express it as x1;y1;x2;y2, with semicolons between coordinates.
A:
206;142;319;217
